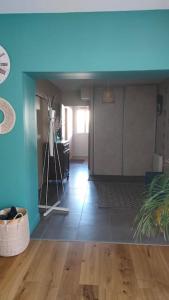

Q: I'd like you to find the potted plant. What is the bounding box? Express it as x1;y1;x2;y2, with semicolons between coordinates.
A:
134;173;169;241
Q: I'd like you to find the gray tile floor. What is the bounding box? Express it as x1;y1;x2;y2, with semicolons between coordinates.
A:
32;161;168;245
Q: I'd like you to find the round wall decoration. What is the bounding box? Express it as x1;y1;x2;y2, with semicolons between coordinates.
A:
0;97;16;134
0;45;10;84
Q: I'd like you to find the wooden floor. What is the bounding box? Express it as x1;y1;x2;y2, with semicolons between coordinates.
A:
1;241;169;299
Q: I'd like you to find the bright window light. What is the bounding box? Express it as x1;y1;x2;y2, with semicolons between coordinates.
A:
76;108;89;134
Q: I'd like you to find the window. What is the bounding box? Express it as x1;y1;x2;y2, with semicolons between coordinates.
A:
76;108;89;134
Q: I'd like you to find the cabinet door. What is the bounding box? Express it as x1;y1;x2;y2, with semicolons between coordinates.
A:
123;86;156;176
94;87;123;175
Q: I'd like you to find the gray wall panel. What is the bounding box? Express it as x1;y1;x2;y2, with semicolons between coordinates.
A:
94;87;123;175
123;86;156;176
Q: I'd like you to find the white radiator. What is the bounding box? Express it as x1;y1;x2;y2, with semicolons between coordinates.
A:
153;153;163;172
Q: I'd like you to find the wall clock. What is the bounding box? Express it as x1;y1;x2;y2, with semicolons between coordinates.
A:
0;45;10;84
0;97;16;134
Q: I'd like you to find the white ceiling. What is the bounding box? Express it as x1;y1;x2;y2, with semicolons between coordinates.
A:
0;0;169;13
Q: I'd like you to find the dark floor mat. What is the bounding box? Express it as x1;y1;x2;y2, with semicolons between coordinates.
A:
94;182;145;209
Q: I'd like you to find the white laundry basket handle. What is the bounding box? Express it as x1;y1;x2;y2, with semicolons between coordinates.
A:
14;212;23;220
5;212;24;225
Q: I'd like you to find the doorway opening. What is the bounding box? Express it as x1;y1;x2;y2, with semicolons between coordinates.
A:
32;72;169;245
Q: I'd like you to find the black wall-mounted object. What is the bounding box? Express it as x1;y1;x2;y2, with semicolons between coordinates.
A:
157;94;163;116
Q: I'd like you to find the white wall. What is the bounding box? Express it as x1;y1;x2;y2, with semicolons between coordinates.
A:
93;85;157;176
62;105;73;158
1;0;169;13
62;90;89;107
36;79;61;104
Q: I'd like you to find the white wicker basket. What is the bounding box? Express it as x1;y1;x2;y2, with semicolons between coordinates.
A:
0;207;30;257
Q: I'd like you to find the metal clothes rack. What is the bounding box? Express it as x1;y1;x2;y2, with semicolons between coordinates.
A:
37;94;69;217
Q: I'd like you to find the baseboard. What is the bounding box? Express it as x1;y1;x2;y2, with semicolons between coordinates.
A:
88;175;145;182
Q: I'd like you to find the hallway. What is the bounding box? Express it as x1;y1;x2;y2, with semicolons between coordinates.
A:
32;161;168;244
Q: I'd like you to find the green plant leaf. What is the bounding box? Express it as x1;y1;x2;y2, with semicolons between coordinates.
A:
133;173;169;241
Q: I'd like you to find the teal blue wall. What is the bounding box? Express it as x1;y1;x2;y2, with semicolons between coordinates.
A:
0;10;169;232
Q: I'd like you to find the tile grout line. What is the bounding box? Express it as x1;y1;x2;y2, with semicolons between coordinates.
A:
75;184;88;239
